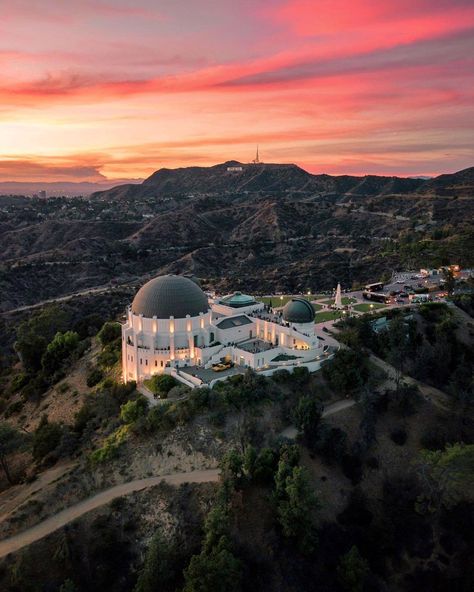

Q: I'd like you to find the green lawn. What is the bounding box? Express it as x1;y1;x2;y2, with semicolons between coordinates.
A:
259;296;294;307
314;310;344;323
259;296;323;311
352;302;386;312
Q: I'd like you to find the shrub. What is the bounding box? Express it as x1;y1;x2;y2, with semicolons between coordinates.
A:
89;425;130;464
120;397;148;424
33;415;63;461
341;453;364;485
322;349;369;396
420;427;452;451
391;428;408;446
10;373;29;393
97;322;121;346
57;382;70;394
87;367;104;387
311;422;348;463
146;374;178;397
97;344;121;369
4;399;24;418
41;331;79;376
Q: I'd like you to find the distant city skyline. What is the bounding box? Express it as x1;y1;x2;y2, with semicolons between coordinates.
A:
1;0;473;182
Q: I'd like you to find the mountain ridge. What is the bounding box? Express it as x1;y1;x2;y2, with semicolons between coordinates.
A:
92;162;474;200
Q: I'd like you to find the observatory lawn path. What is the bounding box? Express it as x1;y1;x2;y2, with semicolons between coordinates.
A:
0;468;219;559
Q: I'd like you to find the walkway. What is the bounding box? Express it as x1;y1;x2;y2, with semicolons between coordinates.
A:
279;397;356;440
0;468;219;559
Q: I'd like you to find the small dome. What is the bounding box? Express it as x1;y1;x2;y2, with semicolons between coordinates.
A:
131;275;209;318
220;291;256;308
283;298;314;323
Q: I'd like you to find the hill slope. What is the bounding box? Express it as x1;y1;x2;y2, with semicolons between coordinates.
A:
92;161;427;200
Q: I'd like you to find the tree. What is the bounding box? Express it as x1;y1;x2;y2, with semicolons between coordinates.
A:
274;444;300;496
183;536;242;592
15;305;71;372
41;331;79;376
97;321;122;346
183;493;242;592
442;267;456;295
220;449;244;485
32;415;63;461
276;465;319;551
337;546;370;592
147;374;178;397
0;422;28;484
292;395;323;441
120;397;148;424
322;349;369;397
416;443;474;513
386;316;410;390
252;447;278;483
134;531;176;592
243;445;257;477
86;367;104;388
358;388;378;452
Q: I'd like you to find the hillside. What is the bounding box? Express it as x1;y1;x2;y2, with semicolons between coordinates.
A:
0;301;473;592
0;162;473;310
92;161;426;200
417;166;474;196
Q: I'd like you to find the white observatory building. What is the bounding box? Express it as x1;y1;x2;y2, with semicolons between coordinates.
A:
122;275;325;388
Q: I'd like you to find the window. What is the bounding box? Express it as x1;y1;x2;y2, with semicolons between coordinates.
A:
210;332;215;343
194;334;198;347
161;360;164;367
145;359;148;366
155;360;157;367
140;358;142;365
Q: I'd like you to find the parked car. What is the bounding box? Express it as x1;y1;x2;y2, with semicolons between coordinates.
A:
399;292;408;297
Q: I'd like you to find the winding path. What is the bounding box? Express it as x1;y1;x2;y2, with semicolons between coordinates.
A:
279;397;356;440
0;468;219;559
0;396;357;558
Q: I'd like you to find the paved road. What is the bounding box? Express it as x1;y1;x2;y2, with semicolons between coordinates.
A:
0;468;219;559
280;397;356;440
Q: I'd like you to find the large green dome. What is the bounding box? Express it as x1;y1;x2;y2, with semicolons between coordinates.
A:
282;298;314;323
131;275;209;319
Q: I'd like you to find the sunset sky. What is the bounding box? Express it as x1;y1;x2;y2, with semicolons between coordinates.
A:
1;0;473;182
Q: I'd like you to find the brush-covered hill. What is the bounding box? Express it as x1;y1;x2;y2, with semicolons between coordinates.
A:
1;162;473;310
92;161;426;200
417;166;474;196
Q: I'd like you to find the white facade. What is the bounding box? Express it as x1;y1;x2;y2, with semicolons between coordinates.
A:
122;281;323;387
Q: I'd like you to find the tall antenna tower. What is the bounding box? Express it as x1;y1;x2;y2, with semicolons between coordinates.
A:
252;145;260;164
